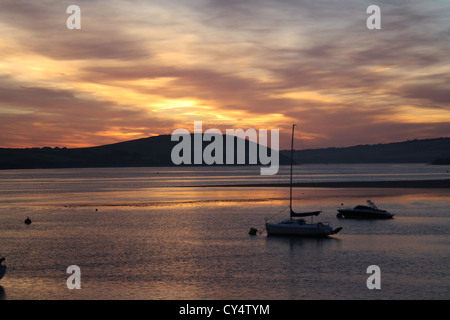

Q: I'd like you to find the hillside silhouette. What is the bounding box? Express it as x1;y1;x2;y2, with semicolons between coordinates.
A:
0;134;287;169
292;137;450;164
0;136;449;170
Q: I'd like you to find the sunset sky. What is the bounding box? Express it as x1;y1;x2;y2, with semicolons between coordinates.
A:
0;0;449;149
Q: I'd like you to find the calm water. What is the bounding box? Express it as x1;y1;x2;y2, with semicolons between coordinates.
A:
0;164;449;300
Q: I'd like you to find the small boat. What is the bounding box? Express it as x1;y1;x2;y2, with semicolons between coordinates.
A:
265;125;342;237
337;200;394;219
266;218;342;237
0;257;6;280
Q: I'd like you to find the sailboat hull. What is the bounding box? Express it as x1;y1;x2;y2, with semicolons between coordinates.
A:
265;220;339;237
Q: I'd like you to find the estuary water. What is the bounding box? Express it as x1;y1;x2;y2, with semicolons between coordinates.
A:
0;164;449;300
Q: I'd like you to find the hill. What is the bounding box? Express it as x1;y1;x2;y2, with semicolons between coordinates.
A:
0;136;449;170
288;138;450;164
0;134;287;169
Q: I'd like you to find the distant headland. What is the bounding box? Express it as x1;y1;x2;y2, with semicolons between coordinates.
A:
0;136;449;170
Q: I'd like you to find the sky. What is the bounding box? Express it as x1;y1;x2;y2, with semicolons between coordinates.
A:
0;0;449;149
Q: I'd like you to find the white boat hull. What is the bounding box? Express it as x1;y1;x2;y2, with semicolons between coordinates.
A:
266;220;341;237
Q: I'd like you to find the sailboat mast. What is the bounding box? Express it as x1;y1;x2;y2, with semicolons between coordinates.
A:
289;124;295;215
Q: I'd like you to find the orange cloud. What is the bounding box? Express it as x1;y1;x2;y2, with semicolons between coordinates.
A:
0;0;449;149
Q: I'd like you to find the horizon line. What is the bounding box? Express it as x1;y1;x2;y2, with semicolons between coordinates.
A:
2;134;449;151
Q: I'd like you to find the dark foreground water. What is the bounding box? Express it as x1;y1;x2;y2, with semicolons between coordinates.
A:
0;165;449;300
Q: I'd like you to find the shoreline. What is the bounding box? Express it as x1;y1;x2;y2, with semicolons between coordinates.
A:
210;179;450;189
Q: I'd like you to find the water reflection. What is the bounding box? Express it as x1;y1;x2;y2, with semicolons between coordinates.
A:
0;166;449;299
266;234;341;246
265;235;343;256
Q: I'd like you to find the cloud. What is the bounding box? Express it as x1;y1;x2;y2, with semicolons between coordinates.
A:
0;0;151;61
0;75;175;147
0;0;449;148
400;83;450;105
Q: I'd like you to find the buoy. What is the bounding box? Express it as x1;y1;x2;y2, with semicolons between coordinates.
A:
248;227;258;235
24;217;32;225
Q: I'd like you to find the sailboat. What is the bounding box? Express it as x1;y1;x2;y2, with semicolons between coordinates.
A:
265;125;342;237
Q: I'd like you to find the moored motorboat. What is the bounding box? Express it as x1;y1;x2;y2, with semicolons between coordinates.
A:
337;200;394;219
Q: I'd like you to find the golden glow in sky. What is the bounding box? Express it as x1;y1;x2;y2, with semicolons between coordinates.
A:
0;0;449;149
